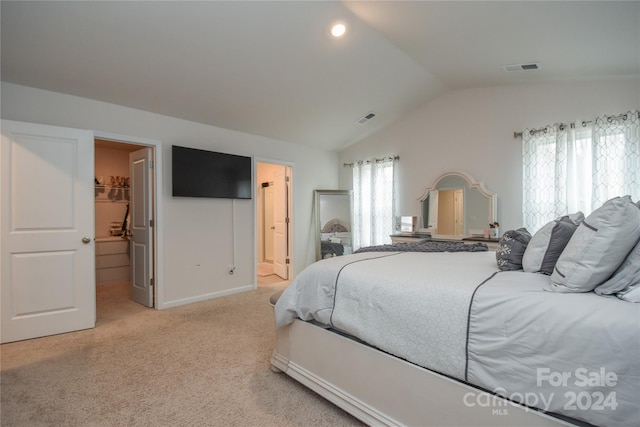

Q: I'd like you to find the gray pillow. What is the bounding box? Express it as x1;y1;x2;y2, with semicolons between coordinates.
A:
523;212;584;275
617;283;640;303
548;196;640;293
594;234;640;296
496;228;531;271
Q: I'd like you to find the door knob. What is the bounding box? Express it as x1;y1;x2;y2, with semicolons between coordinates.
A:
82;237;91;244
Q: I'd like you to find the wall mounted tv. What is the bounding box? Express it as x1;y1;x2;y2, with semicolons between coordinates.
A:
172;145;252;199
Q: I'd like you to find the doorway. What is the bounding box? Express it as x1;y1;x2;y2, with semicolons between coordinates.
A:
256;161;292;288
0;120;160;343
94;138;156;312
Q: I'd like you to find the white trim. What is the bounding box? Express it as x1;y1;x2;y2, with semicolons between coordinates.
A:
93;131;165;310
417;169;497;225
161;284;255;309
418;170;493;201
285;361;398;427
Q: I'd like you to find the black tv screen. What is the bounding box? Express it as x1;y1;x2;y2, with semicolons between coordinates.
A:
172;145;252;199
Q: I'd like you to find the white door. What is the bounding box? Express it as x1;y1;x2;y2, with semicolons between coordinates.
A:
272;168;289;279
437;189;456;235
1;120;95;343
263;185;274;261
129;147;153;307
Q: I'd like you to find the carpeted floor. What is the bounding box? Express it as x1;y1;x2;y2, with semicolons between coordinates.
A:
0;281;364;427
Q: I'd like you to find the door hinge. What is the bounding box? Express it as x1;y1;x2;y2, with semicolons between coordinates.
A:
285;258;290;264
149;160;154;169
150;278;154;287
149;219;154;227
285;217;290;224
285;176;290;182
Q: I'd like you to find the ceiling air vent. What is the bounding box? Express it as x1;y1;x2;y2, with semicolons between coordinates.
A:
502;63;541;72
356;112;376;125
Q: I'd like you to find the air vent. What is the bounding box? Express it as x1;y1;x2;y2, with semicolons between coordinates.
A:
356;112;376;125
502;63;541;72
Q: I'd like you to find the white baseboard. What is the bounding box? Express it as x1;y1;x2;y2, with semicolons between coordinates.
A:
158;284;255;309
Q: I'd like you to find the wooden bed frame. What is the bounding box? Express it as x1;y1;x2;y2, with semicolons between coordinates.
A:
271;319;577;427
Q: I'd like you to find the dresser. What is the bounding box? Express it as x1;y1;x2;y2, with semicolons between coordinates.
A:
95;237;130;283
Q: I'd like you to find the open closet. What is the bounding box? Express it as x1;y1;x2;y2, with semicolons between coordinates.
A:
94;139;139;284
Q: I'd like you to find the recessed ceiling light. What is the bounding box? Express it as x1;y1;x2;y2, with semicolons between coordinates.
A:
331;23;346;38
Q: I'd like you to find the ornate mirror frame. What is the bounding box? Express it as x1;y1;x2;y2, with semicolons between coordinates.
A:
314;190;353;261
417;170;497;237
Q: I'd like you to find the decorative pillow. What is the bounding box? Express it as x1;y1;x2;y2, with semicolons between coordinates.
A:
495;228;531;271
522;212;584;275
594;238;640;296
548;196;640;293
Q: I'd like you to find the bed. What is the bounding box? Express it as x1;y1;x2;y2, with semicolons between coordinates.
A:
320;240;344;258
271;238;640;427
320;218;352;258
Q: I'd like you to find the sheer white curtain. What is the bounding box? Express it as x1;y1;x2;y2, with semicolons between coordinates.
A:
523;111;640;232
352;157;396;250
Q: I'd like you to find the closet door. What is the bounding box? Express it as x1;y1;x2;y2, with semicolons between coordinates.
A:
129;147;153;307
1;120;95;343
272;167;289;280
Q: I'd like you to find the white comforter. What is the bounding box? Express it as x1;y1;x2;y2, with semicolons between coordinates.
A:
468;271;640;427
274;251;640;427
276;251;498;378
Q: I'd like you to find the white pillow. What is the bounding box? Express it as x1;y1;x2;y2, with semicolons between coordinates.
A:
523;212;584;275
548;196;640;293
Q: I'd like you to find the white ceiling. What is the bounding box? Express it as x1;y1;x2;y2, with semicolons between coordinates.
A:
2;1;639;151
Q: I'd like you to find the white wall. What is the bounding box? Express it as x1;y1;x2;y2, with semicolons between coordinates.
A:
1;82;339;307
339;79;640;234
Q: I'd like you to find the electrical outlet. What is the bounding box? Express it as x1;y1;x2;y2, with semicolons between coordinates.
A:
228;265;236;274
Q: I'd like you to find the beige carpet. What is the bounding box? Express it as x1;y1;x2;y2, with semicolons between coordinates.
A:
0;281;364;427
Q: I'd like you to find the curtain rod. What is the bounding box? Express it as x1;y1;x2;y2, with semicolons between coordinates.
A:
513;111;640;139
343;155;399;167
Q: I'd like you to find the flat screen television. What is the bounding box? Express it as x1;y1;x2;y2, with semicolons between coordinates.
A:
172;145;252;199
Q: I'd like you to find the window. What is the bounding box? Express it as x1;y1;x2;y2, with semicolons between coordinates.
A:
351;157;397;250
523;111;640;232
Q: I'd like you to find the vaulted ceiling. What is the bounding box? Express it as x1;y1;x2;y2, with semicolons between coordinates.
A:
2;1;638;151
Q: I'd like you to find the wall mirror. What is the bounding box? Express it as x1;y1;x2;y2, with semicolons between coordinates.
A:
314;190;352;261
418;171;496;237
